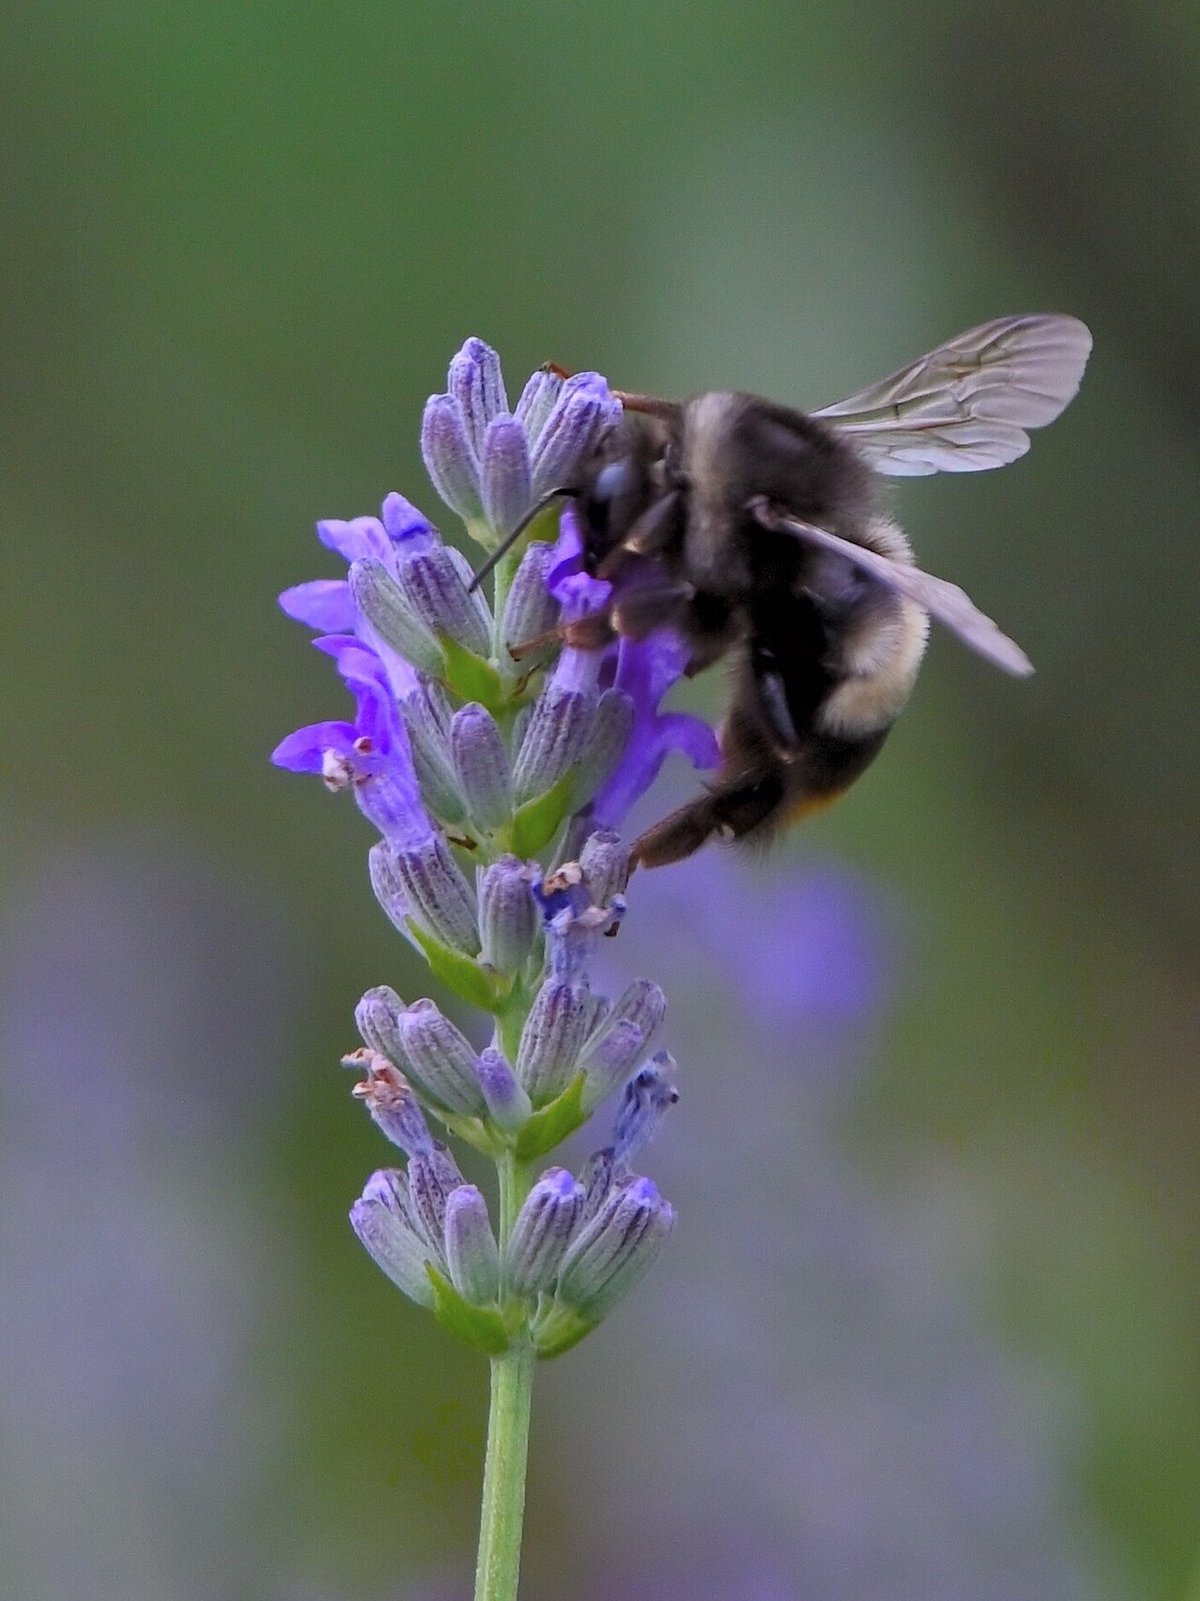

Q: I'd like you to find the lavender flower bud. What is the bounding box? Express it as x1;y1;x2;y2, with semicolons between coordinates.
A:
612;1052;679;1166
513;366;563;447
394;998;487;1116
380;836;480;956
481;416;532;540
368;840;410;935
450;704;513;832
500;541;561;660
577;1147;616;1223
350;1169;437;1307
515;976;592;1103
408;1144;465;1252
555;1175;675;1320
504;1168;585;1296
475;1046;532;1131
448;337;508;458
355;982;407;1055
510;683;594;804
349;557;445;678
394;542;491;658
477;856;540;975
592;978;667;1052
580;990;610;1040
578;829;630;910
398;677;465;825
421;392;483;522
530;371;617;500
443;1184;501;1305
578;1019;647;1114
380;490;437;544
571;689;634;806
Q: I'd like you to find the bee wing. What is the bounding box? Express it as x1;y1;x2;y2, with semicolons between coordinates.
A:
751;501;1033;676
812;314;1092;476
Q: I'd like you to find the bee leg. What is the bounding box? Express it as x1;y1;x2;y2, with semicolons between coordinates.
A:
508;610;616;661
749;643;799;752
595;490;685;577
629;770;790;868
564;611;618;650
611;583;693;640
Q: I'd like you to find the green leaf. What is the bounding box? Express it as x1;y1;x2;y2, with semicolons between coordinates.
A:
409;923;509;1014
515;1072;587;1159
426;1265;513;1354
506;770;576;858
531;1301;595;1360
438;1111;508;1158
441;634;507;713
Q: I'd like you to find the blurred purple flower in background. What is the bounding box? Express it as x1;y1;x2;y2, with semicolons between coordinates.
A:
530;848;1114;1601
0;831;299;1601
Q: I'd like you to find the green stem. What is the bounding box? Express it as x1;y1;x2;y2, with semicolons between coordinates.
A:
474;1151;536;1601
473;1340;536;1601
490;548;523;665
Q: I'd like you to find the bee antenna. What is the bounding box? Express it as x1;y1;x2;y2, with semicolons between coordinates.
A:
468;487;578;593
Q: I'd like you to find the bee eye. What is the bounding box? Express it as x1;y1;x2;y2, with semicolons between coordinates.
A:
592;459;637;505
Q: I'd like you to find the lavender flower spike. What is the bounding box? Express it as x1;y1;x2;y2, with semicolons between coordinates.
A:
274;336;705;1593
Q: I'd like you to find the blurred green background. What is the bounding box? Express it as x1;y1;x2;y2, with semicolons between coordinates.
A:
4;3;1198;1599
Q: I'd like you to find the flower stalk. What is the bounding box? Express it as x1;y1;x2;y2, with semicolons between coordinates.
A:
274;338;720;1599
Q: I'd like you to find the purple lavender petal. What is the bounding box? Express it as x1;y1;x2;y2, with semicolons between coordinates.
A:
547;502;586;588
611;1052;679;1167
270;720;361;774
554;569;612;626
614;627;690;707
315;515;391;564
278;578;356;632
380;490;438;547
273;632;433;845
590;631;721;831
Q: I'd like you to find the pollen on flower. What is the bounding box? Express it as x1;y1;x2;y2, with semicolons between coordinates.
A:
542;861;584;893
321;750;356;790
350;1051;409;1110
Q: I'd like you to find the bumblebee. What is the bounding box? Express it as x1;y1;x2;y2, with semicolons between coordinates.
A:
485;316;1092;866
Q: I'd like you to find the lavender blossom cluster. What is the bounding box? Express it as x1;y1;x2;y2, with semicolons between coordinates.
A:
273;339;719;1355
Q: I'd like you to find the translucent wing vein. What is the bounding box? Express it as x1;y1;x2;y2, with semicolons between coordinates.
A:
814;314;1092;476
